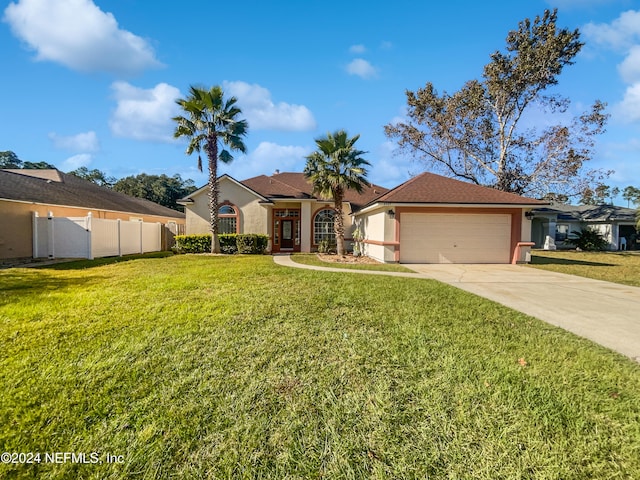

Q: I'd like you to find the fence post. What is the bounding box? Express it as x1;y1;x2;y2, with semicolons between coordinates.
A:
86;213;94;260
117;219;122;257
32;212;39;258
47;211;55;259
139;220;143;254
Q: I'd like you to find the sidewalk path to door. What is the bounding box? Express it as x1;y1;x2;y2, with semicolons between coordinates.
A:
273;255;640;362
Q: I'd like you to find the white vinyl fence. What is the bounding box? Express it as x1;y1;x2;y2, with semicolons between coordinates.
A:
33;212;162;259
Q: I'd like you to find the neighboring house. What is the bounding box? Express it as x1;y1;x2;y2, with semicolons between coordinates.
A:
181;171;547;264
178;171;387;253
531;204;638;251
0;169;186;260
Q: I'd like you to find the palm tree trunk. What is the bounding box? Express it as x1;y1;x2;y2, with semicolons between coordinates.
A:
206;135;220;254
334;190;345;256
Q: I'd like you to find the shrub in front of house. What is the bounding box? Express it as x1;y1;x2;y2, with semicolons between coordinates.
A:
173;234;268;254
568;227;609;251
219;234;238;254
317;239;337;254
173;234;211;253
236;234;269;254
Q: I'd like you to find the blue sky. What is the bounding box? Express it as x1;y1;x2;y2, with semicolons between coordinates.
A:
2;0;639;201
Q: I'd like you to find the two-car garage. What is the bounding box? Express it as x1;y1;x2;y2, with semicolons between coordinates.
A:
398;212;513;264
353;171;546;264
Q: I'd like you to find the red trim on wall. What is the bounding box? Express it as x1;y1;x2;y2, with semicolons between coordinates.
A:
362;239;400;246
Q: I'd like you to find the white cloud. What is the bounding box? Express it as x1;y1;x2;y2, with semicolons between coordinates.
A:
380;41;393;50
582;10;640;123
583;10;640;51
618;45;640;83
49;131;99;152
349;44;366;54
3;0;162;75
62;153;92;170
222;81;316;131
220;142;311;180
109;82;181;142
613;83;640;123
346;58;377;79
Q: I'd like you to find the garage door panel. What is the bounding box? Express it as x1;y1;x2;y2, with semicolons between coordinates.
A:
400;213;511;264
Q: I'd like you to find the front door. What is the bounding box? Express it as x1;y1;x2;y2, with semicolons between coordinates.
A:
281;220;294;249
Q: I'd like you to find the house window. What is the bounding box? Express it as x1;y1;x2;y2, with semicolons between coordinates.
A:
555;224;569;242
314;209;335;244
218;204;238;234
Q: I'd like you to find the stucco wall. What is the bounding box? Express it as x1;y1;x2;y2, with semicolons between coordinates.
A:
0;199;185;259
185;179;268;235
356;208;396;263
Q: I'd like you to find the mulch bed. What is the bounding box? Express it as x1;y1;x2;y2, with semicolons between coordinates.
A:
316;253;382;265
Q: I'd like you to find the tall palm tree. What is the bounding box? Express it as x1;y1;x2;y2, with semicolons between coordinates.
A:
173;85;248;253
304;130;370;256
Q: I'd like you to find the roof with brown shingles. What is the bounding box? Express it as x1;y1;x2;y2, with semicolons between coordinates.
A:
240;172;389;210
367;172;548;206
0;169;185;218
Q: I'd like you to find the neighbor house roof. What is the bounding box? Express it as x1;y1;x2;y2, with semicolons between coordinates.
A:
364;172;548;207
533;204;637;223
0;169;185;218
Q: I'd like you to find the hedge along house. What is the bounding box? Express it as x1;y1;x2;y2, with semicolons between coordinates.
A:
0;169;186;260
177;172;388;253
353;172;548;264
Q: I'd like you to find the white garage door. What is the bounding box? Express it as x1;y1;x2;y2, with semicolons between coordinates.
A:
400;213;512;264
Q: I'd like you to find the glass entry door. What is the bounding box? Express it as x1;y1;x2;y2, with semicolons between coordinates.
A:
281;220;294;249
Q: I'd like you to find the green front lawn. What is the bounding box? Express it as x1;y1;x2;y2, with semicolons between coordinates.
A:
530;250;640;287
1;255;639;479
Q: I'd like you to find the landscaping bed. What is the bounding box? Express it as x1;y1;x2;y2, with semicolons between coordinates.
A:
291;253;414;272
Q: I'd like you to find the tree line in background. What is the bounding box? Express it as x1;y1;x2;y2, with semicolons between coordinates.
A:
0;150;197;212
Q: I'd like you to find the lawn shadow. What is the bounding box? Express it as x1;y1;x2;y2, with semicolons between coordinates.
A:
531;256;615;267
0;269;109;308
36;252;173;270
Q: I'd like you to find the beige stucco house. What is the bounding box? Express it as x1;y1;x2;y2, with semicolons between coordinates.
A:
180;171;547;263
178;172;387;253
1;169;185;260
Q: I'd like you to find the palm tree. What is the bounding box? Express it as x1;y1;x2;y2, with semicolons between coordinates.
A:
173;85;248;253
304;130;371;256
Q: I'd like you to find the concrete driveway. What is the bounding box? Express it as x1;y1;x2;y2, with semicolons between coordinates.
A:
405;264;640;362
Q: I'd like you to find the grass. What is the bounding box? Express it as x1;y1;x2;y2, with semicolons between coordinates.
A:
1;254;639;479
530;250;640;287
290;253;415;273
